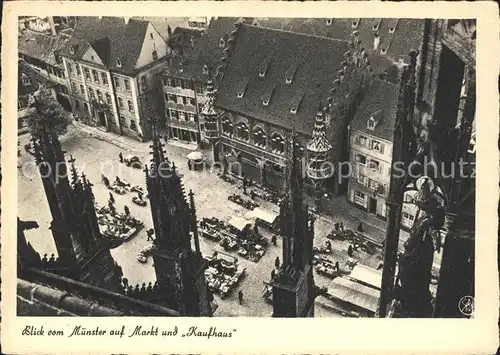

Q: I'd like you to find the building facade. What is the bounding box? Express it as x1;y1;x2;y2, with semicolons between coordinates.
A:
160;17;252;146
60;17;172;141
347;79;418;228
210;23;369;196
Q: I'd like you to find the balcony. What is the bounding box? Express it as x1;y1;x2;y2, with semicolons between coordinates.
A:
222;137;285;165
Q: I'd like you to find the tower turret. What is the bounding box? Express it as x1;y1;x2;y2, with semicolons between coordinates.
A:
200;69;221;162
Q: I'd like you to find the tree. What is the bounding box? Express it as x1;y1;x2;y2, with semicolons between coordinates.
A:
28;88;71;136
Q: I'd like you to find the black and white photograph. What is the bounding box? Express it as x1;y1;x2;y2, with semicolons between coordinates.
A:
12;14;480;319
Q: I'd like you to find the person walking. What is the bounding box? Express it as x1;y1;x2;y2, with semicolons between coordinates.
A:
347;244;354;257
146;228;154;242
109;192;115;204
271;235;277;246
124;205;130;216
335;261;340;272
275;256;280;269
334;222;340;231
119;152;124;163
238;290;243;305
271;269;276;279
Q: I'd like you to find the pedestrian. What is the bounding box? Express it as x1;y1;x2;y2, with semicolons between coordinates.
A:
340;222;344;231
109;192;115;204
347;244;354;257
335;261;340;272
334;222;339;231
124;205;130;216
138;192;143;200
119;152;124;163
116;176;121;185
250;190;256;200
253;223;259;235
357;222;364;233
238;290;243;305
275;256;280;269
271;269;276;279
271;235;277;246
147;228;154;241
109;203;117;216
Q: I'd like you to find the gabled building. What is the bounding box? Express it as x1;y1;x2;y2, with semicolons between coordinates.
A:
211;23;369;195
347;78;417;228
160;17;252;146
18;20;73;111
60;17;172;141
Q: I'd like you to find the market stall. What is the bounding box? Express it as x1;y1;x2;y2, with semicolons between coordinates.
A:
245;207;280;233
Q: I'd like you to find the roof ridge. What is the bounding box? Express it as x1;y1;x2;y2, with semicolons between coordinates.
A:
242;23;349;44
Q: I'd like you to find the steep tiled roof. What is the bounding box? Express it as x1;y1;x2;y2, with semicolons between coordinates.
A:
60;17;150;75
350;78;399;141
18;29;72;66
215;24;350;135
169;27;204;55
162;17;249;83
254;18;424;72
133;17;191;40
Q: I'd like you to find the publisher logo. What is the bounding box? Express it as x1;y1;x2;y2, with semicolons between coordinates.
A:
458;296;474;316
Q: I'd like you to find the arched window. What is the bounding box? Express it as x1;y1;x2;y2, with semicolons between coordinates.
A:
294;141;304;159
235;122;250;141
222;116;233;136
253;126;267;148
271;133;285;154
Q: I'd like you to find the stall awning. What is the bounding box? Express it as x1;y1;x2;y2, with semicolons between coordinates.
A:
228;216;251;232
329;277;380;313
245;207;279;224
348;264;382;290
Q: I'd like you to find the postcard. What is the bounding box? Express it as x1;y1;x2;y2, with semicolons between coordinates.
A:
1;1;499;354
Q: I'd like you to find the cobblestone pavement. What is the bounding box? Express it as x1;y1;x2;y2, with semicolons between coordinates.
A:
18;123;386;317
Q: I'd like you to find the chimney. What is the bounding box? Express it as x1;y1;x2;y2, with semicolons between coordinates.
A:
373;33;380;51
124;17;130;25
167;25;172;38
47;16;57;36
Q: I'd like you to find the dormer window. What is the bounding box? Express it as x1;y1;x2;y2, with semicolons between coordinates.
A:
372;19;381;32
389;27;395;34
219;37;225;48
21;73;31;86
381;48;387;55
236;78;249;98
152;50;158;60
258;57;271;78
116;58;122;68
367;112;381;130
290;93;303;114
69;45;77;55
285;63;299;84
326;19;332;26
261;87;274;107
203;64;209;75
351;19;360;29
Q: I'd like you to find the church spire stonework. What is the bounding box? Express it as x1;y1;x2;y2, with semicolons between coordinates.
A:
145;127;213;316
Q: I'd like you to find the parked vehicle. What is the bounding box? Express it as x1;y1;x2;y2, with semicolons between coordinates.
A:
132;196;147;206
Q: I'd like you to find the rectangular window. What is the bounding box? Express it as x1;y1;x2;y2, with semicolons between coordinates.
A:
189;98;196;106
120;116;127;128
144;95;150;108
74;100;80;110
354;191;366;206
166;78;173;86
105;93;111;104
71;82;77;92
76;65;81;76
402;212;415;227
355;154;367;165
177;96;184;104
141;76;148;89
175;79;182;87
368;160;380;171
97;90;103;101
114;77;121;88
92;70;100;83
182;97;187;105
188;113;196;122
80;84;85;94
359;135;368;147
124;79;131;91
168;109;178;120
88;88;95;99
101;73;108;85
369;179;379;190
371;140;383;152
167;94;176;102
84;103;89;113
178;111;186;121
67;63;73;74
84;68;91;81
357;174;366;185
127;100;134;112
118;97;124;109
195;83;203;94
130;119;137;131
